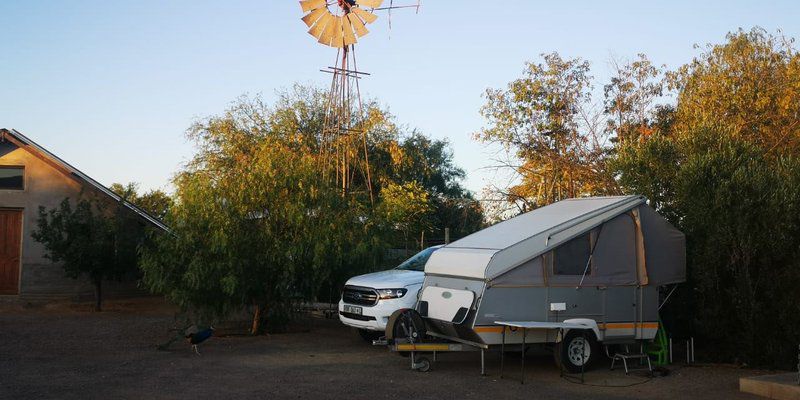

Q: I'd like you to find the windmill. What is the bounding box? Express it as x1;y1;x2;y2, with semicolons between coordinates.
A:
299;0;420;202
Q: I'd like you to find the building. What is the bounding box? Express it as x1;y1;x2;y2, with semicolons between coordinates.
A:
0;128;167;300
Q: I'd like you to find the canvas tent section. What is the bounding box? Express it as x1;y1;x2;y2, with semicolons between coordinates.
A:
639;205;686;285
425;195;685;288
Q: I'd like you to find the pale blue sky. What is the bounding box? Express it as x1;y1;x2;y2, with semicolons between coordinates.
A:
2;1;798;197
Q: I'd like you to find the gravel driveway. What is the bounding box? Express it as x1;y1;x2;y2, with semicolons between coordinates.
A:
0;299;766;400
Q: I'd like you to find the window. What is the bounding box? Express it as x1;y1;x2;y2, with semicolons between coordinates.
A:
553;233;591;275
395;246;438;272
0;167;23;190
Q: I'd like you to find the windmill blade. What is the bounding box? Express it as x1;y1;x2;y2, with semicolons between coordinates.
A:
351;7;378;24
342;16;358;45
299;0;326;13
318;14;339;46
355;0;383;8
347;13;369;37
301;6;327;27
330;16;345;48
308;12;334;39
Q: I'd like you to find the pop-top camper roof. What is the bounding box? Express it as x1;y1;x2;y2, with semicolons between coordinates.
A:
426;195;685;286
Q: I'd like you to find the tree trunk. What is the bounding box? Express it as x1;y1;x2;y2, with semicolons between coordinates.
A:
251;304;262;335
93;278;102;312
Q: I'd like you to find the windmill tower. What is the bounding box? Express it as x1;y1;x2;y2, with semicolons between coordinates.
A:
299;0;419;202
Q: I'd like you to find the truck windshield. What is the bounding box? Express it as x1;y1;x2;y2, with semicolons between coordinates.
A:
395;247;438;272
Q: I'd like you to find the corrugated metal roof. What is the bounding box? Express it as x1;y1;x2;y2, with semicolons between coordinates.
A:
0;128;169;232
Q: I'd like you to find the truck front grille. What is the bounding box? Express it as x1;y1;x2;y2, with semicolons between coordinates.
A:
342;285;379;306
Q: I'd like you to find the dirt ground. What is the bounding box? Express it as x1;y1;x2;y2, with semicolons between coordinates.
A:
0;298;772;400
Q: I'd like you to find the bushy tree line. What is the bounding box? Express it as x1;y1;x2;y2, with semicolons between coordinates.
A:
480;27;800;367
139;87;483;333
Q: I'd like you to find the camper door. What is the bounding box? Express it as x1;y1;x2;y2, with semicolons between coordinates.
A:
418;286;475;324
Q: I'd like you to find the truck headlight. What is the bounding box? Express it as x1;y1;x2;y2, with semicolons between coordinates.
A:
377;288;408;299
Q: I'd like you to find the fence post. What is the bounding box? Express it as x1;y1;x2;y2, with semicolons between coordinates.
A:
445;228;450;244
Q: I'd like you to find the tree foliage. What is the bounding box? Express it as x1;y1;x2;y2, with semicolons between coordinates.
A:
609;28;800;368
378;181;432;248
476;53;618;216
110;182;173;219
32;195;146;311
141;88;483;333
669;28;800;153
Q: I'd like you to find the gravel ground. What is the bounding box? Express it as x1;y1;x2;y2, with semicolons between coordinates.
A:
0;298;769;400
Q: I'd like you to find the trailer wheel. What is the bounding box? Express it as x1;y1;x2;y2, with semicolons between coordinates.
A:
555;330;598;373
386;309;426;357
413;357;432;372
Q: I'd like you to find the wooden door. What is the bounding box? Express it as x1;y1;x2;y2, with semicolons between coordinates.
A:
0;210;22;295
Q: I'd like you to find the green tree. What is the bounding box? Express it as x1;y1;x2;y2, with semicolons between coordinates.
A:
378;181;433;249
610;28;800;368
140;97;383;334
110;182;173;219
604;54;665;143
476;52;618;216
32;196;146;311
669;27;800;154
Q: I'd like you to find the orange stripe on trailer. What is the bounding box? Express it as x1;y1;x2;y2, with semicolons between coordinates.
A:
395;344;451;351
475;322;658;334
599;322;659;330
474;326;504;333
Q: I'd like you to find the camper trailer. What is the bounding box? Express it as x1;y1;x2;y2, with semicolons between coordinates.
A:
385;195;685;373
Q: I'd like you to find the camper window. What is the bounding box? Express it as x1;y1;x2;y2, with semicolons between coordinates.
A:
553;233;591;275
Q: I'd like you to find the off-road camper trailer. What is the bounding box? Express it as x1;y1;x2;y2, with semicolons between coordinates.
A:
386;195;685;373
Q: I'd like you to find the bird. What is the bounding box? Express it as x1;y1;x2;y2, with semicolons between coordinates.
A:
186;326;214;355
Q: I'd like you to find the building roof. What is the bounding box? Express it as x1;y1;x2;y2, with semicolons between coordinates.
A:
0;128;169;232
426;195;647;279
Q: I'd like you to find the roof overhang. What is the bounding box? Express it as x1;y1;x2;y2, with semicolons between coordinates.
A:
0;128;169;232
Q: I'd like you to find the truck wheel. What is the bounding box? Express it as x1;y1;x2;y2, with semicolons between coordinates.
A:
554;330;598;373
357;329;382;342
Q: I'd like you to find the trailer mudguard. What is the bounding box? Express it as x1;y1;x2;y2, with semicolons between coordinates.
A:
561;318;601;341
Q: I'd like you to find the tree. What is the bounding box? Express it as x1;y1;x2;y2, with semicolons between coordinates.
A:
376;132;484;243
141;88;484;333
32;195;145;311
475;52;618;216
611;29;800;368
378;181;433;249
604;54;665;143
669;27;800;154
140;94;386;334
110;182;173;219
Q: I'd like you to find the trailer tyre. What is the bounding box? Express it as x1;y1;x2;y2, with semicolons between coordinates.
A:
414;357;432;372
386;309;426;357
555;330;598;373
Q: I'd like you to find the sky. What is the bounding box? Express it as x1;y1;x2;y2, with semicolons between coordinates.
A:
2;1;799;198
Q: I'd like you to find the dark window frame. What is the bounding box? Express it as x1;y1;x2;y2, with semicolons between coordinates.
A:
0;166;25;191
552;232;593;276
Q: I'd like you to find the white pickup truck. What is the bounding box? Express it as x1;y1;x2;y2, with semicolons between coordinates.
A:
338;246;441;340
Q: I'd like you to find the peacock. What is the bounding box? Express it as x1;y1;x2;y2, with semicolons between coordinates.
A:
186;326;215;355
156;323;215;354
